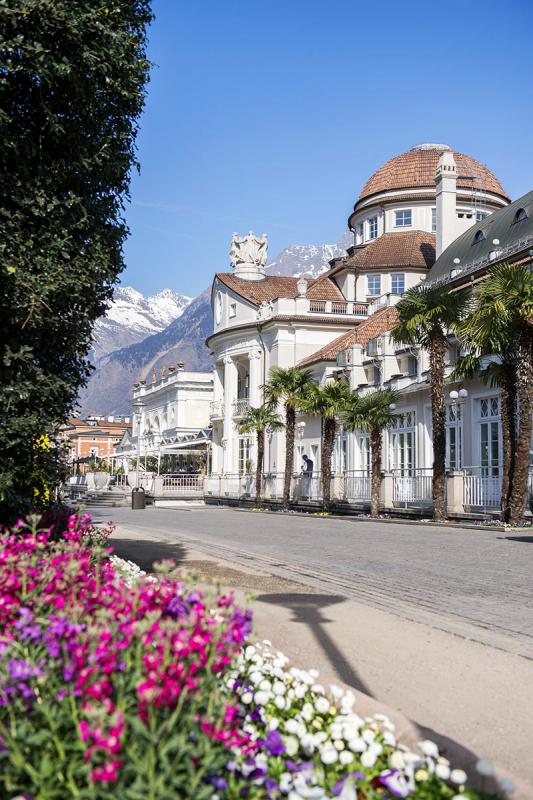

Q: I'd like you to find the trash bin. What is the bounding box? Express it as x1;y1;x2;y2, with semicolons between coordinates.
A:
131;487;146;510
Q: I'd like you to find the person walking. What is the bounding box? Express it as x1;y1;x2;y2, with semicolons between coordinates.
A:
302;454;314;499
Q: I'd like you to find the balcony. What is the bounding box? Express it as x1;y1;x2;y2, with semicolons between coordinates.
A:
209;400;224;420
308;299;368;316
232;398;250;417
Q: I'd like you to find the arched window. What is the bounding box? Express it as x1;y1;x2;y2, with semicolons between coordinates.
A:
514;208;528;223
474;230;486;243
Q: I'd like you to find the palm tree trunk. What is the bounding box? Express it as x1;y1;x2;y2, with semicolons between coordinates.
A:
430;330;447;521
509;331;533;523
255;429;264;508
322;418;335;512
283;405;295;510
499;364;517;523
370;425;382;516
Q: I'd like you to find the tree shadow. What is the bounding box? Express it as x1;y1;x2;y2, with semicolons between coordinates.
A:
109;538;188;572
496;535;533;543
256;592;372;696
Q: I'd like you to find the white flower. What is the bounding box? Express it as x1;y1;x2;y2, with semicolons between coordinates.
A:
315;696;330;714
333;739;345;751
259;679;272;691
274;695;286;710
311;683;325;695
361;749;378;768
435;763;450;780
249;671;263;685
389;751;406;769
300;733;315;754
285;719;300;735
362;728;376;744
339;750;354;765
241;691;253;704
330;684;344;699
253;690;270;706
309;668;319;678
294;683;307;699
348;737;366;753
302;702;314;721
320;745;338;765
450;769;467;785
419;739;439;758
285;735;299;756
279;773;292;793
272;680;286;696
244;645;256;658
383;730;397;746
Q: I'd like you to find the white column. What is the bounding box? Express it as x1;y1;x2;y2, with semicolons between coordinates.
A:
223;356;238;473
249;348;262;408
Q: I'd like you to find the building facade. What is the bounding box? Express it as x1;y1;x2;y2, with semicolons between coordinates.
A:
61;416;132;471
116;366;214;471
207;143;532;511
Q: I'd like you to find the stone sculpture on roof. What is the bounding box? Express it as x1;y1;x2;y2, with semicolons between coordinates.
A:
230;231;268;268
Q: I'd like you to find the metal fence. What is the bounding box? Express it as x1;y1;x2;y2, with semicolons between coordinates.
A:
344;471;371;502
392;469;433;505
160;474;204;495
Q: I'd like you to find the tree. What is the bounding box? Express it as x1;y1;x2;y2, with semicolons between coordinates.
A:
343;389;399;516
299;380;352;512
457;264;533;523
0;1;152;519
238;405;283;508
392;284;470;521
263;367;314;511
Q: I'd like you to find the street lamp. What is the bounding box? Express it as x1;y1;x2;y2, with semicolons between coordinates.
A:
132;398;144;489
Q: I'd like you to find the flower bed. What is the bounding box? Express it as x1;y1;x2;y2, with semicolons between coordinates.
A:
0;516;505;799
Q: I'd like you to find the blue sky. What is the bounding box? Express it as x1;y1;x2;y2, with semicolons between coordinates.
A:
123;0;533;298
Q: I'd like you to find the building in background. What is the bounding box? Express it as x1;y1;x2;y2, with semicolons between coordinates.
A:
207;143;519;513
61;416;132;472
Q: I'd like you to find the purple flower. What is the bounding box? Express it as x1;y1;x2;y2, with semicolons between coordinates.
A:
264;729;285;757
207;775;228;790
379;770;414;798
14;609;41;642
265;778;279;796
165;595;188;619
6;659;42;682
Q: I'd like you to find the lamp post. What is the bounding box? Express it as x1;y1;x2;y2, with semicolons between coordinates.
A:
448;388;468;470
132;398;144;489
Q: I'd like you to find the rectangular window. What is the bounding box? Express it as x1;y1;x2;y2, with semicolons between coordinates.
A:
391;273;405;294
367;274;381;296
431;207;437;232
391;411;416;475
395;209;412;227
238;438;252;475
356;223;364;244
368;216;378;239
229;303;236;318
476;211;488;223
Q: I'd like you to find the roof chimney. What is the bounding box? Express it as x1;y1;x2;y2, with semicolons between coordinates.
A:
435;150;457;258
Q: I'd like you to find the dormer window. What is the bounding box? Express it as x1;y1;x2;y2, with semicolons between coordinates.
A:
514;208;528;223
395;209;412;228
473;230;486;243
368;216;378;240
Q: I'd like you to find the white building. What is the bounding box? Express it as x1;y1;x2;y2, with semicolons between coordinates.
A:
117;365;214;472
207;143;528;512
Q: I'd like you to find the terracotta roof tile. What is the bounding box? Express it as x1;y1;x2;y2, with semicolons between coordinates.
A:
215;273;343;304
299;306;398;366
343;231;435;271
357;146;508;205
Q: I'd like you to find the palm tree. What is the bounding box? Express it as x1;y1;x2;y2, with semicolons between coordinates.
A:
343;389;399;516
299;380;352;512
457;263;533;522
392;283;470;521
238;405;283;508
263;367;314;510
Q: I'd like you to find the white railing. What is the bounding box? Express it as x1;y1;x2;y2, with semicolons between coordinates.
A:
210;400;224;419
160;474;204;495
292;471;321;501
331;301;347;314
309;300;327;313
263;472;285;500
232;398;250;416
344;471;371;502
463;468;502;509
393;469;433;505
110;473;129;487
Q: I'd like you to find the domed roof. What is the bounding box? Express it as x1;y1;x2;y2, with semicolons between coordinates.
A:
357;144;508;204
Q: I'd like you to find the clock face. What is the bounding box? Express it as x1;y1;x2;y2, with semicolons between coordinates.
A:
215;292;222;324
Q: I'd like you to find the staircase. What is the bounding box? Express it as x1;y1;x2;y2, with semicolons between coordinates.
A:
83;488;132;508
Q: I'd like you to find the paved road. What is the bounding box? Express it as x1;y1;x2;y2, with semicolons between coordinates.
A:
89;504;533;659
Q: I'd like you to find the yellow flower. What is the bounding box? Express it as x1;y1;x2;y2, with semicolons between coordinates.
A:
415;769;429;782
34;434;51;451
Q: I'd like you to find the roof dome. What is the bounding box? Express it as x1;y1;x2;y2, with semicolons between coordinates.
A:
357;144;508;204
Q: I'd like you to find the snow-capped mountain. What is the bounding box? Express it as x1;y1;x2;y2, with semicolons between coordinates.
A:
78;233;351;415
266;238;349;278
91;287;191;359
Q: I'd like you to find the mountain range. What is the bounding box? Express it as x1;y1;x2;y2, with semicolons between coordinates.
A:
77;234;350;416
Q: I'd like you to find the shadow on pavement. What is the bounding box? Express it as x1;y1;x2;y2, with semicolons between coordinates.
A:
110;538;187;572
256;592;372;697
497;535;533;543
